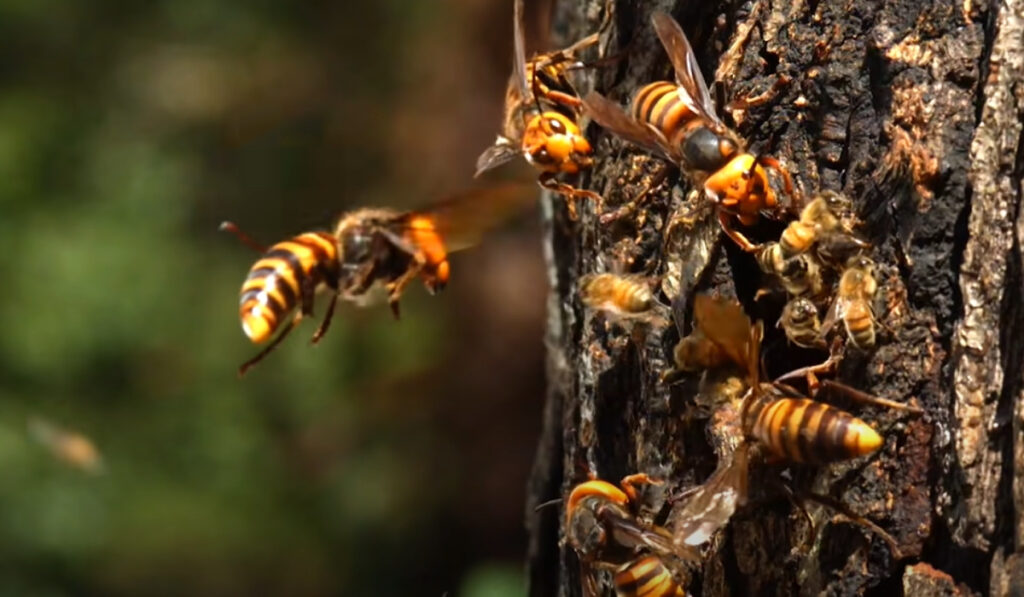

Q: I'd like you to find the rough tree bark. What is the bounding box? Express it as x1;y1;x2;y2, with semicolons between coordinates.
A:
526;0;1024;595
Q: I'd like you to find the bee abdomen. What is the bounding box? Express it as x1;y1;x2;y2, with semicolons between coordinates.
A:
780;221;816;257
748;398;882;464
616;283;652;313
844;301;876;349
614;555;686;597
238;232;339;343
756;243;783;275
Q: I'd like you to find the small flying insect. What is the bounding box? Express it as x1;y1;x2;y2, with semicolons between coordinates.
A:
29;418;104;474
579;273;667;322
476;0;601;217
223;185;533;375
582;12;794;251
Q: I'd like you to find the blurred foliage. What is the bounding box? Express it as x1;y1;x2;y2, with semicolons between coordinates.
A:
0;0;549;594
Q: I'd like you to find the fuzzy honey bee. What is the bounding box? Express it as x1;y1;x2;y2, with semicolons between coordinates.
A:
223;185;533;375
475;0;601;216
824;255;879;350
566;475;694;596
778;191;870;266
755;244;824;297
779;297;824;349
579;273;660;318
582;12;793;251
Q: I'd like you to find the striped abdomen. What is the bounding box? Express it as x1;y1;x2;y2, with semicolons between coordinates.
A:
239;232;340;343
843;300;876;349
746;397;882;464
614;556;686;597
630;82;700;150
581;274;652;314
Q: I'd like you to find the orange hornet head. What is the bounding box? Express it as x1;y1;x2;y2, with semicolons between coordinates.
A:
704;154;777;225
522;112;593;174
565;480;630;531
406;215;449;293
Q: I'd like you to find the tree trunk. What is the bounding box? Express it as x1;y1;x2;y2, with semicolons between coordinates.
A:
526;0;1024;595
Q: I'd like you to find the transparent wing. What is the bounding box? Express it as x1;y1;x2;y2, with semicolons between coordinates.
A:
671;288;689;340
512;0;531;100
672;443;749;549
650;11;723;129
819;296;846;338
599;509;685;558
475;141;521;177
400;183;537;254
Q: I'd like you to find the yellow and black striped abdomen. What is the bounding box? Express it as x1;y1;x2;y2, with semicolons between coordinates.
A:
239;232;339;344
747;397;882;464
843;300;876;349
630;81;699;147
613;556;686;597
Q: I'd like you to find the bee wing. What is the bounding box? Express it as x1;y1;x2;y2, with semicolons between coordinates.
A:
581;92;682;162
511;0;532;101
474;140;521;177
693;294;754;371
403;183;537;253
819;296;847;338
670;289;689;339
650;12;724;130
671;443;749;549
748;320;763;387
600;510;692;560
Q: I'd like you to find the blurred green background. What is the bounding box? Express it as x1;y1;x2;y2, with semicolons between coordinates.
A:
0;0;554;594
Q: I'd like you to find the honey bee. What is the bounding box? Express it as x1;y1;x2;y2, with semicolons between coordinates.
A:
566;475;694;596
28;418;104;474
223;185;532;375
475;0;601;216
824;256;879;350
755;243;824;297
579;273;657;317
779;192;870;265
779;297;824;349
582;12;793;251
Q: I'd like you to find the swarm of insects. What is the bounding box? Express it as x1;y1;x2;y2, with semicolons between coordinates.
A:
475;0;603;217
216;2;928;593
753;192;878;351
